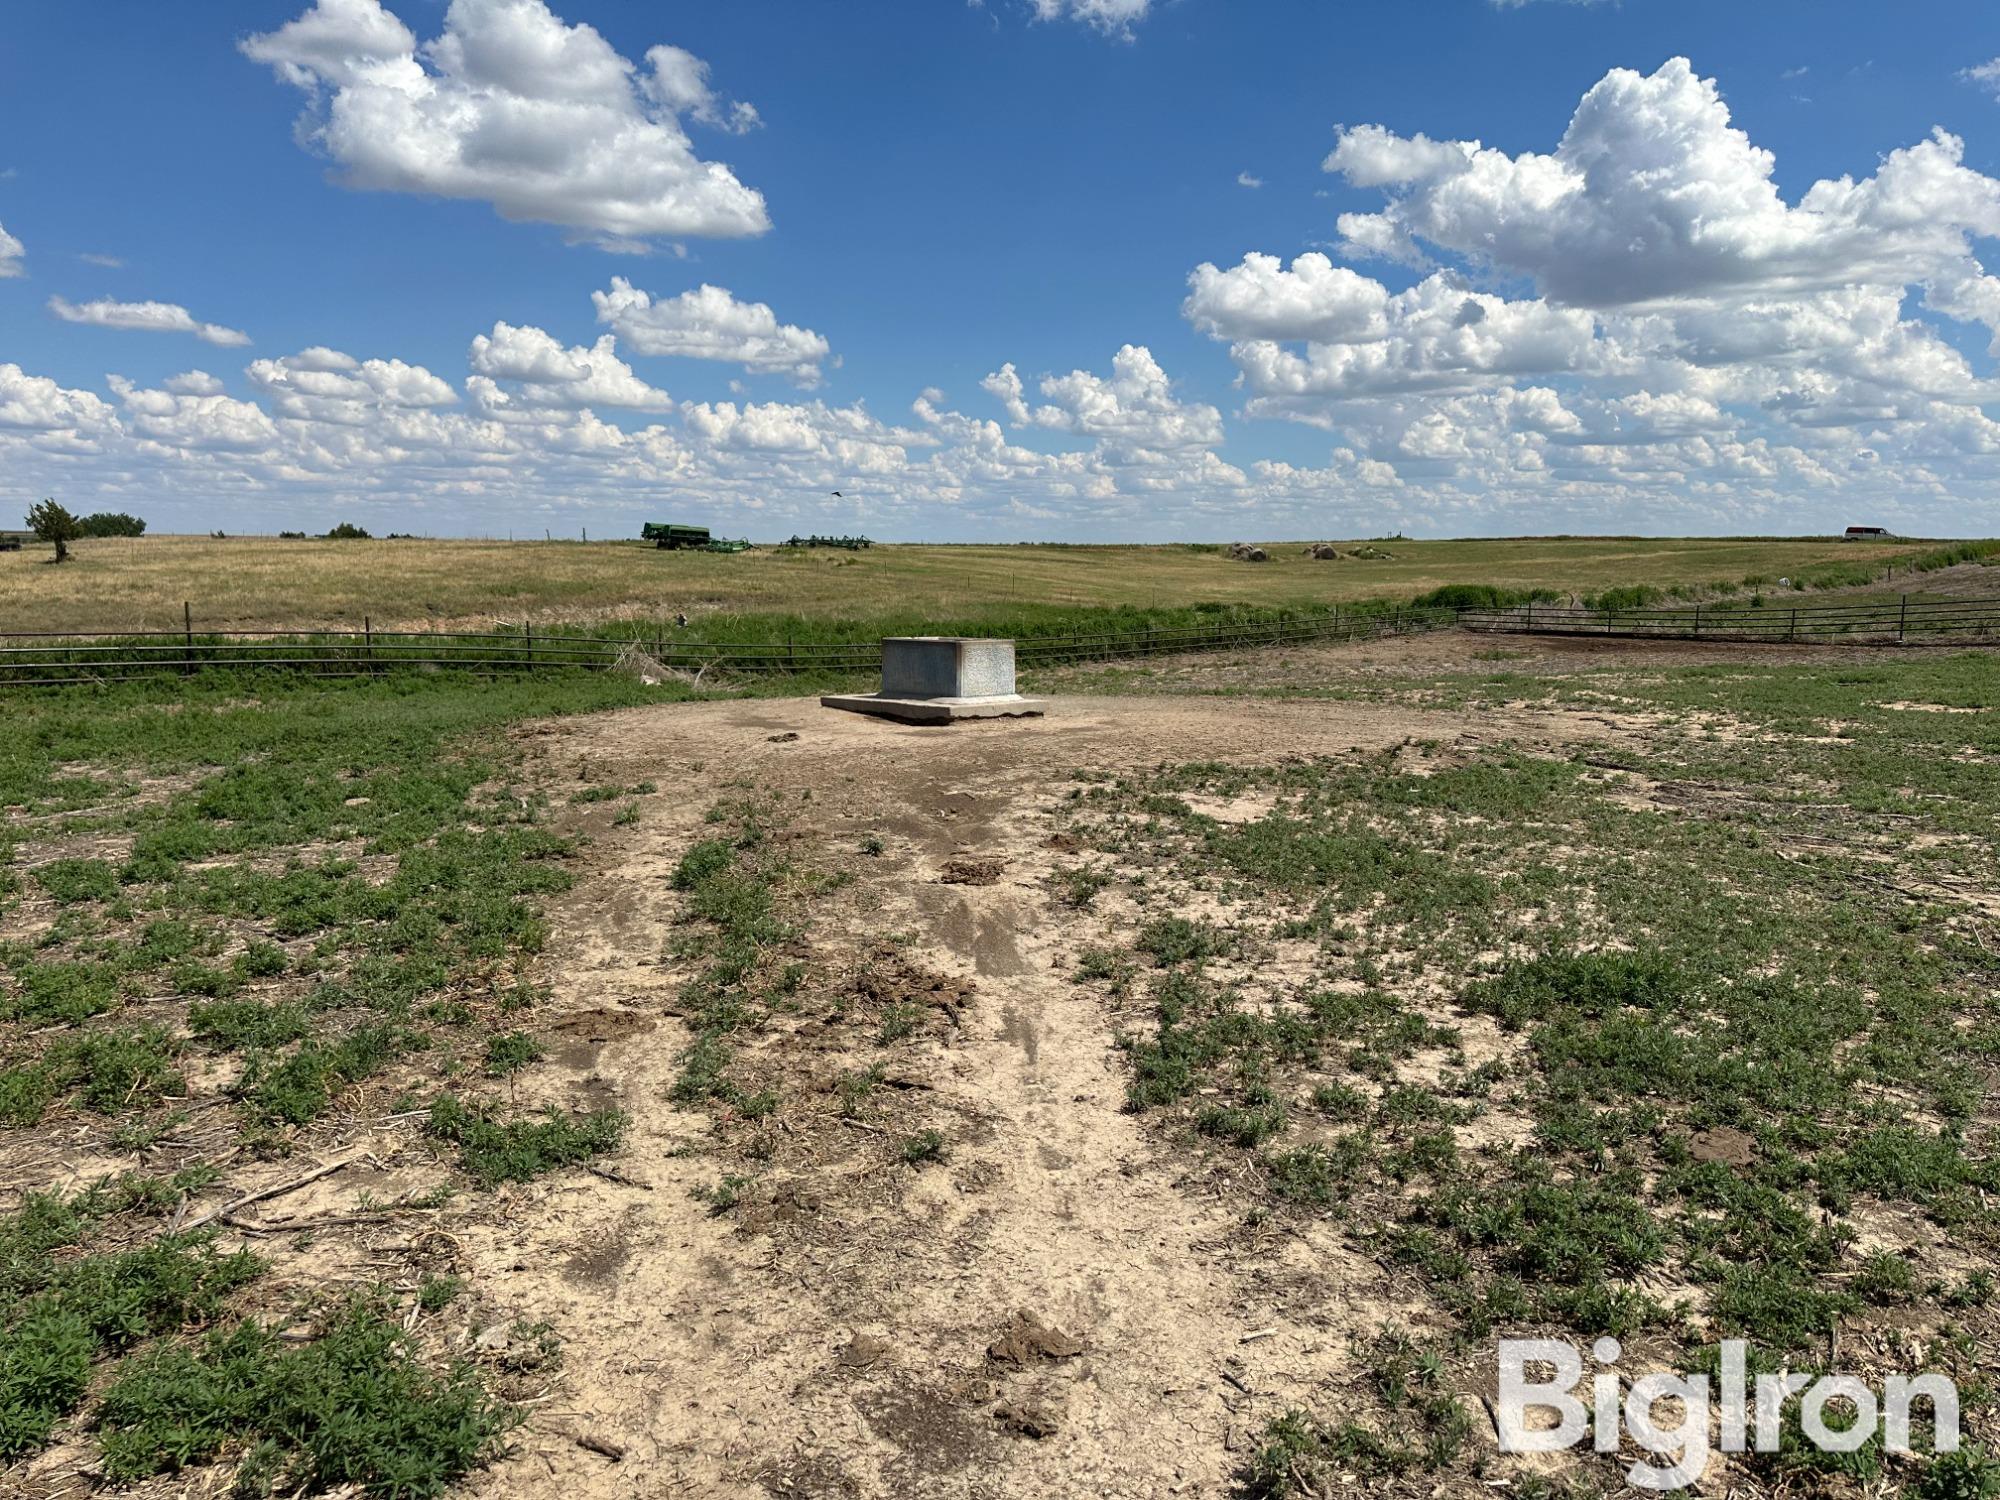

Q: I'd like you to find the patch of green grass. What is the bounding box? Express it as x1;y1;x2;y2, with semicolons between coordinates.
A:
1311;1082;1368;1120
899;1129;946;1165
1851;1251;1919;1306
1135;916;1229;967
239;1025;419;1125
188;999;313;1051
481;1031;542;1077
1463;949;1691;1030
659;798;824;1120
875;1002;921;1045
1053;864;1113;909
1708;1260;1859;1350
1074;945;1133;985
1195;1102;1287;1148
1264;1136;1371;1206
426;1094;625;1186
671;837;735;890
235;940;290;978
1410;1162;1664;1305
1095;699;2000;1402
95;1297;514;1497
59;1025;187;1114
170;959;243;1000
0;1025;186;1125
1239;1333;1471;1494
0;1061;60;1126
1912;1447;2000;1500
3;959;121;1024
0;1188;261;1465
693;1174;755;1215
34;858;121;903
833;1064;886;1118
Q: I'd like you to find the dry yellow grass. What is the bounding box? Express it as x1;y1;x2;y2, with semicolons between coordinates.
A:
0;533;1924;634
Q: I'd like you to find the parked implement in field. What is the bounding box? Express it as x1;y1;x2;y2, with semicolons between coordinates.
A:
643;523;713;550
0;530;32;552
785;534;873;550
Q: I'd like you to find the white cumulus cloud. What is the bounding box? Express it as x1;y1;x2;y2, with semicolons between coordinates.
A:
246;346;458;423
1029;0;1153;37
1178;57;2000;527
109;375;283;452
1324;58;2000;315
0;222;23;278
48;295;250;347
643;44;760;134
592;279;831;385
985;345;1225;453
243;0;770;245
468;321;671;411
0;363;117;434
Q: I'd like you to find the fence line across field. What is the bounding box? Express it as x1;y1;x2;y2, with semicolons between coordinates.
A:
0;594;1995;687
0;603;1458;686
1458;594;2000;642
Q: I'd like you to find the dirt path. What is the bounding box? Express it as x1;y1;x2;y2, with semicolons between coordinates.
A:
459;694;1638;1499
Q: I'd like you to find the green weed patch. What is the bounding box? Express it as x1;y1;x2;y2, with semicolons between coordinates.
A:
426;1094;625;1186
96;1298;514;1496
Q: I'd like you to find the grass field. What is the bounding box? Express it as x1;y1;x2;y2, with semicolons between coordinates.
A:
0;672;673;1495
0;533;1942;635
3;609;1999;1494
1054;644;2000;1496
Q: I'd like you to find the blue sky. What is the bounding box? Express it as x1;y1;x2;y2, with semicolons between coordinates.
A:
2;0;1998;540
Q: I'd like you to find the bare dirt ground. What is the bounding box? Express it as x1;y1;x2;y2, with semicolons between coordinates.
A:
438;689;1655;1500
1037;627;1976;700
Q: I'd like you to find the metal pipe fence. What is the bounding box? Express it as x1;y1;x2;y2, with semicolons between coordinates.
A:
0;604;1459;687
1460;594;2000;643
1;593;1990;688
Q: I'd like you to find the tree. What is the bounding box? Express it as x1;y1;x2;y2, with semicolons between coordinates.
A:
26;499;80;564
77;511;146;538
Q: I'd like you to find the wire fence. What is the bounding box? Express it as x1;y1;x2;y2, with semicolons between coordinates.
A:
2;593;1993;688
1460;594;2000;644
0;603;1460;688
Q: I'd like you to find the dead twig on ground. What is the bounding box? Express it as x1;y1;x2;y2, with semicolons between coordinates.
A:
181;1153;374;1232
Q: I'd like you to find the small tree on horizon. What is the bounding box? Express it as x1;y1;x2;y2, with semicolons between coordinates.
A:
26;498;81;564
77;511;146;538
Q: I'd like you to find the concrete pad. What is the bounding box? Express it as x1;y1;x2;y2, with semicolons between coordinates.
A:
820;692;1048;724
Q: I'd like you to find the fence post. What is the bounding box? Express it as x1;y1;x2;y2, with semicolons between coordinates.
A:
364;615;373;674
788;639;796;671
1899;594;1908;642
1692;605;1701;640
525;620;533;671
183;602;193;677
1789;608;1798;643
1524;600;1533;633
